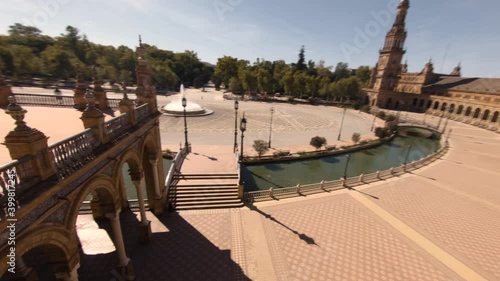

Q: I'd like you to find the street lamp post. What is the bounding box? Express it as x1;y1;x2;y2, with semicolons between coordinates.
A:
437;110;444;130
268;107;275;148
239;113;247;161
343;154;351;187
337;107;347;141
182;96;189;151
233;100;239;153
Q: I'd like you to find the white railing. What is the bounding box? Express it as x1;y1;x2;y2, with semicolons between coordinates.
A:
244;140;449;203
163;146;188;208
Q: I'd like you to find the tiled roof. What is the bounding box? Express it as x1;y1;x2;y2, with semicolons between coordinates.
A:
423;76;500;94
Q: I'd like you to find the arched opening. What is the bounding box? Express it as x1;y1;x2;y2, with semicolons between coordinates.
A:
395;100;400;110
473;108;481;119
492;111;499;123
141;137;165;206
412;98;418;106
441;103;447;112
482;110;490;121
386;98;392;109
426;100;432;109
433;101;440;110
465;107;472;117
419;99;425;108
457;105;464;115
0;228;76;280
449;104;456;114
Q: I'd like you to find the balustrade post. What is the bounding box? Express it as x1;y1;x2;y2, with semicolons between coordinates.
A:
269;187;274;198
376;171;381;179
296;184;301;194
390;167;395;175
119;85;137;126
320;180;325;190
80;89;109;144
359;174;364;183
3;96;57;180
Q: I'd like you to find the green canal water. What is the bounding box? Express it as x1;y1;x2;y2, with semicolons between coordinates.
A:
122;158;173;200
242;136;440;192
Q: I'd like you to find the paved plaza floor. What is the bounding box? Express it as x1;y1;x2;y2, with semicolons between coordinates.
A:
3;88;500;280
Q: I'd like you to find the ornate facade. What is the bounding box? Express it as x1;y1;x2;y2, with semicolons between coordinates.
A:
364;0;500;130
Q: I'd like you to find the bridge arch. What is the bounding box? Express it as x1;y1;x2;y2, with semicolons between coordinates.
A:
113;148;144;207
0;226;77;278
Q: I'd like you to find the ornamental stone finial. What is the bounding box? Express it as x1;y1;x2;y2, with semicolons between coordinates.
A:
84;88;96;110
5;96;31;131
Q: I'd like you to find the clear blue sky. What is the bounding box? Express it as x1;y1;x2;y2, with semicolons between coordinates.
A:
1;0;499;78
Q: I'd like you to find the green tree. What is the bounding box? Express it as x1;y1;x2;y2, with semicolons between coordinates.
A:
296;45;306;71
333;62;350;81
229;77;242;94
213;56;239;88
282;69;295;96
256;67;273;94
310;136;327;150
253;140;269;158
355;66;371;85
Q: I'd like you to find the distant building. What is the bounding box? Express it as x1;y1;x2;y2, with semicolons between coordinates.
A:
364;0;499;130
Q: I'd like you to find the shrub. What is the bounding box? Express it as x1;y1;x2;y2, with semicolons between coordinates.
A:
252;140;269;158
385;114;397;123
361;105;371;113
374;127;391;139
351;133;361;144
287;96;295;102
310;136;327;150
376;111;386;120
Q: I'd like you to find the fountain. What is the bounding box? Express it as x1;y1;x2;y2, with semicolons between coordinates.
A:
161;85;214;116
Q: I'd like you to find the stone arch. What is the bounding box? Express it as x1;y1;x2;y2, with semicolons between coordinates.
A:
441;103;447;112
482;110;490;121
0;226;76;277
473;108;481;119
492;111;499;123
465;106;472;117
449;104;456;114
386;98;393;109
113;148;144;206
66;174;120;228
419;99;425;108
426;100;432;109
457;105;464;115
433;101;440;110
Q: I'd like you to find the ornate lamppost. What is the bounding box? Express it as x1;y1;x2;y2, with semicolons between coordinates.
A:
371;113;377;132
338;107;347;141
268;107;275;148
239;113;247;161
182;96;189;151
233;100;239;153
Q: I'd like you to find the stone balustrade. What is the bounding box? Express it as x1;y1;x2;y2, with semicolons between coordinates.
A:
0;157;40;209
105;113;130;140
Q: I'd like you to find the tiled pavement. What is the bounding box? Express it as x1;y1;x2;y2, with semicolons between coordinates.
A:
73;118;500;281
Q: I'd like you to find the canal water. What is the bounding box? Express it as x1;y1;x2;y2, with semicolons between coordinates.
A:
122;158;173;200
242;136;440;192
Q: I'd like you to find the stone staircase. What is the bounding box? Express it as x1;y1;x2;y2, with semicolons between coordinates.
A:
169;173;243;211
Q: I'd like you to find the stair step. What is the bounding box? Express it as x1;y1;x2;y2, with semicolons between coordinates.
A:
175;202;243;211
175;173;238;177
174;196;240;203
174;184;238;188
175;192;238;198
174;190;238;196
173;199;242;206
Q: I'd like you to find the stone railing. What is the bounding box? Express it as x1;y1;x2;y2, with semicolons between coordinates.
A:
13;93;74;107
244;141;449;203
136;104;150;123
49;129;101;179
105;113;130;140
13;93;128;109
0;157;40;208
164;146;188;209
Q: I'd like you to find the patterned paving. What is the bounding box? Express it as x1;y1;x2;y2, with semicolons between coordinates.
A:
258;195;460;281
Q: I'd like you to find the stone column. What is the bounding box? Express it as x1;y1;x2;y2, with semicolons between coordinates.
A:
8;257;37;281
105;210;134;277
148;155;165;215
131;175;152;243
54;263;79;281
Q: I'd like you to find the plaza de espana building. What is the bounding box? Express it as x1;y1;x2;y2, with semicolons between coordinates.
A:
364;0;500;131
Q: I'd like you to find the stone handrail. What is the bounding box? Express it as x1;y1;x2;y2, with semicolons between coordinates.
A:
163;146;188;209
105;113;130;140
0;157;40;207
136;104;150;123
244;141;449;203
49;129;100;179
13;93;128;109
